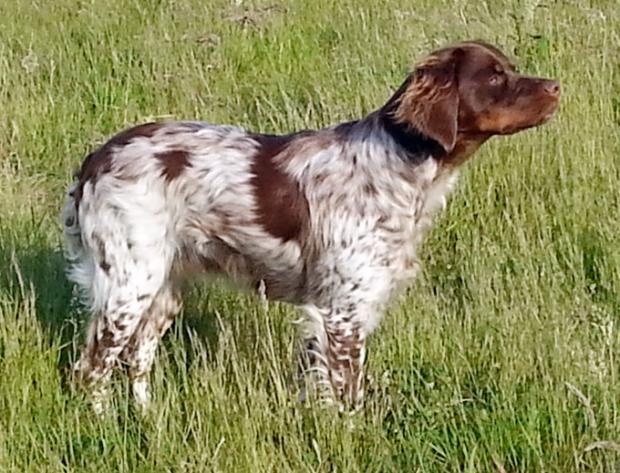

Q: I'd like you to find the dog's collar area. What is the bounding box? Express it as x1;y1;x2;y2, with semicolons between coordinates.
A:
378;114;445;162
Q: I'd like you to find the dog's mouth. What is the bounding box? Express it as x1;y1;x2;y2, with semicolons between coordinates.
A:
509;99;560;133
536;99;560;126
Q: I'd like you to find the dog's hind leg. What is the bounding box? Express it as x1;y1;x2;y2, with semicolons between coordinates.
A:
119;283;182;413
69;207;176;414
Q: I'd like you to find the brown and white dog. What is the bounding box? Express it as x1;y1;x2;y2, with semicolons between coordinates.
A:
62;41;560;413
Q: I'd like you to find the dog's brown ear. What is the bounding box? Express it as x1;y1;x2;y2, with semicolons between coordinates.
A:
389;49;460;153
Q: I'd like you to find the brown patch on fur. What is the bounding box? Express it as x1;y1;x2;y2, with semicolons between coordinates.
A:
250;133;310;242
94;235;111;274
74;122;163;209
155;149;191;182
100;260;111;274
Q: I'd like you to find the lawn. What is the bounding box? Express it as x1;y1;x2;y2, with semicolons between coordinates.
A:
0;0;619;471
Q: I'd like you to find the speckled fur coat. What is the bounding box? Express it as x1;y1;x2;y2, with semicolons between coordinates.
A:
62;41;560;413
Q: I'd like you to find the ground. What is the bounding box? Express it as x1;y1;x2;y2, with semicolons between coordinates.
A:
0;0;619;471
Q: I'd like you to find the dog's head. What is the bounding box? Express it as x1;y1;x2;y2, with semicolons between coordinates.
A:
386;40;560;156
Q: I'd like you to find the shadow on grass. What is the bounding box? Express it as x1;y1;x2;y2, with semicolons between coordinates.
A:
0;237;265;375
0;240;79;368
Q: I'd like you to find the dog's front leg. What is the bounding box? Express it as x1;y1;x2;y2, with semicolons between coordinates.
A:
298;303;368;412
324;315;366;411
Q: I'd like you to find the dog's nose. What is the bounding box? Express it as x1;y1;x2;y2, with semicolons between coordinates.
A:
544;80;561;97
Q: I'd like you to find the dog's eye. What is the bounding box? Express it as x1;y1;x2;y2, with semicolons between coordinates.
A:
489;70;505;86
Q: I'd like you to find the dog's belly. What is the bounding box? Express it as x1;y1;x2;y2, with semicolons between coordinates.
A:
179;221;307;303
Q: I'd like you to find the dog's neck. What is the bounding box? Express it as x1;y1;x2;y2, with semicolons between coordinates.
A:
441;133;490;167
373;111;444;161
373;111;490;168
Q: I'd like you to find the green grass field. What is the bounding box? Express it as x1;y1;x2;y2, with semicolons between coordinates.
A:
1;0;619;471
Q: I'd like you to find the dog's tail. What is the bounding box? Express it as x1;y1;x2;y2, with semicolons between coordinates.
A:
61;182;83;261
61;181;96;303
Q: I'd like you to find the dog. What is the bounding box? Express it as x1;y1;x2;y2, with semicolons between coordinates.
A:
62;41;560;413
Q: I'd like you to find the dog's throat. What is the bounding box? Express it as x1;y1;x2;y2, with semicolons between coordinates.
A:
441;134;488;167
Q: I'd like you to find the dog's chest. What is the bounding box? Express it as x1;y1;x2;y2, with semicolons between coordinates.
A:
373;165;458;280
414;166;458;228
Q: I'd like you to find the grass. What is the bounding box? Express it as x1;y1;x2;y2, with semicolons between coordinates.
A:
0;0;619;471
